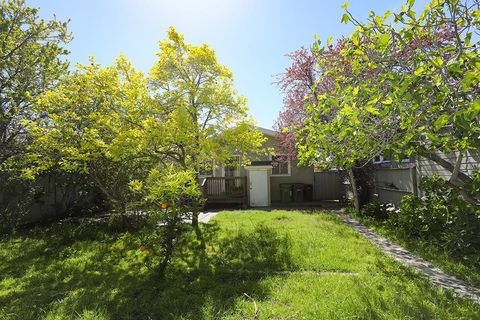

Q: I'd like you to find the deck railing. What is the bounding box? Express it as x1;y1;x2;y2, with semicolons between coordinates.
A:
201;176;248;206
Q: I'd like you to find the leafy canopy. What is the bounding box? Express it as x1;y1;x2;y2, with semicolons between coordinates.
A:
294;0;479;170
147;27;266;172
0;0;70;165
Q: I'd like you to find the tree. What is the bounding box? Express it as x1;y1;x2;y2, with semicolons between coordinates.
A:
147;27;265;232
275;41;372;211
289;0;479;208
27;28;265;272
26;56;151;212
129;166;202;274
274;48;319;159
0;0;70;165
27;56;198;274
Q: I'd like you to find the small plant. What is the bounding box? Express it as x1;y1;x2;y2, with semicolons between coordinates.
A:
129;165;203;275
361;201;398;220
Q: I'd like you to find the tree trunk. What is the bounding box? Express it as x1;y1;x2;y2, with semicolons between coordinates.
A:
423;151;478;204
348;169;360;213
192;206;206;248
423;151;473;185
158;219;177;275
192;211;199;230
449;151;463;185
191;172;204;243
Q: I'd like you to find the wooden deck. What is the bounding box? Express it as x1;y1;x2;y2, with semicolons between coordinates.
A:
201;176;248;207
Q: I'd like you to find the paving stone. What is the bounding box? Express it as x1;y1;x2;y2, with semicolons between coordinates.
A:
339;213;480;304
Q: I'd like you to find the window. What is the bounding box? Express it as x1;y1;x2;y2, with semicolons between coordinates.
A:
272;155;290;176
373;155;390;164
373;155;411;164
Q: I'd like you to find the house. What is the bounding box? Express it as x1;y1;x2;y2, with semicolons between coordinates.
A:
200;127;344;207
373;151;480;206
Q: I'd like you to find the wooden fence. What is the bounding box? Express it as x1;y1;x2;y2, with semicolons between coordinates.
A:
201;176;248;207
0;172;100;225
313;171;344;201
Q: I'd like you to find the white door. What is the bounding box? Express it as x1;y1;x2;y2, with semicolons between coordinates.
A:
249;169;269;207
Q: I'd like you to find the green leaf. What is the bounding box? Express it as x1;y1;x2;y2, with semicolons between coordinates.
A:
365;106;380;115
352;33;360;46
354;49;364;55
471;99;480;115
434;114;449;131
341;1;349;9
383;10;391;20
461;71;478;90
327;36;334;45
341;13;350;24
379;33;389;47
432;57;443;68
474;8;480;19
454;111;470;130
465;32;472;47
338;128;352;140
414;66;425;76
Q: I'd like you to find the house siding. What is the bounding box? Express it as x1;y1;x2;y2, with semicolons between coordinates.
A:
202;129;318;204
374;150;479;206
270;160;314;202
417;150;480;181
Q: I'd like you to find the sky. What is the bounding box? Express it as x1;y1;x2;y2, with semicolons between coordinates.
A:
28;0;430;129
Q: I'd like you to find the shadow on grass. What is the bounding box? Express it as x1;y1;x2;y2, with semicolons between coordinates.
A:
0;219;293;320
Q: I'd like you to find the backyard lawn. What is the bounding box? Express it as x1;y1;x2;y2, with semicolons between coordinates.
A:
0;210;478;319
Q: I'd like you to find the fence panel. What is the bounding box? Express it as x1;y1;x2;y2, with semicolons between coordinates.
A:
375;167;416;206
313;171;344;201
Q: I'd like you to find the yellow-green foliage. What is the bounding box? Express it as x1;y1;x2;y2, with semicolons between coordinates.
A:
25;27;265;210
0;0;70;167
148;26;266;169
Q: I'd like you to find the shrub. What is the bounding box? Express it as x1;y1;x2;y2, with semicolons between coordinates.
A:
391;175;480;257
361;201;397;220
128;166;203;275
0;176;36;234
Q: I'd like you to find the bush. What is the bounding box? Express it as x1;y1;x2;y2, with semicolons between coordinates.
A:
361;201;397;220
0;176;36;234
391;175;480;257
128;166;203;275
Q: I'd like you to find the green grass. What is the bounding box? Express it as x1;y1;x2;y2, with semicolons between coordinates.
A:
348;210;480;287
0;210;478;319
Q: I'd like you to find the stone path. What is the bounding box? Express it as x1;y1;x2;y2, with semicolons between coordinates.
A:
198;211;220;223
338;213;480;304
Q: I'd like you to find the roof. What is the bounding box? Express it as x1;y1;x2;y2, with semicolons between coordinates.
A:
257;127;277;137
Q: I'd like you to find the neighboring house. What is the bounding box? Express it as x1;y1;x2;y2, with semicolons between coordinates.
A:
201;127;343;207
373;151;480;206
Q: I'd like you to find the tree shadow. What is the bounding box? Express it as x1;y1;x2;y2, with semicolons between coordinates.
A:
0;218;294;319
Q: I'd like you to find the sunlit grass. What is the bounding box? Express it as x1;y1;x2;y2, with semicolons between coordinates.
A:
0;210;478;319
349;210;480;287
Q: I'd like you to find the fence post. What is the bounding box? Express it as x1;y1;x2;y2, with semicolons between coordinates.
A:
410;165;418;197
